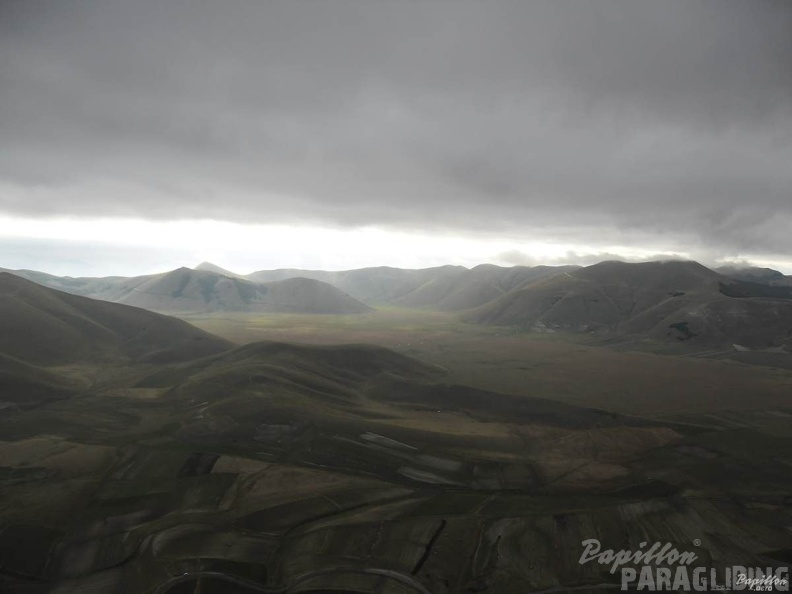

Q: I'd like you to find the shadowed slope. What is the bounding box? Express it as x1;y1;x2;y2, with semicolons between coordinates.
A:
137;340;444;399
136;338;657;439
716;265;792;286
0;353;77;409
0;272;233;365
466;261;792;349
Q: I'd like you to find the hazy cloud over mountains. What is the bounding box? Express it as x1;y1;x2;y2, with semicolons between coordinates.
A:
1;0;791;263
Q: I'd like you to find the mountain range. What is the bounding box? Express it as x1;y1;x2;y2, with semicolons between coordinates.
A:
465;260;792;350
3;260;792;351
0;267;371;315
1;261;582;312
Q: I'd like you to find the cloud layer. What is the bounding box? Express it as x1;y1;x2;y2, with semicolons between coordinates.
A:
1;0;791;263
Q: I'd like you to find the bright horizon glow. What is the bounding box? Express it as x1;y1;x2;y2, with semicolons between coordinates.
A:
0;216;790;277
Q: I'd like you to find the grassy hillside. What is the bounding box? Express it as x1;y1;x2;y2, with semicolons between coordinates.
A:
0;267;149;300
0;272;232;365
113;268;372;314
0;354;77;410
465;260;792;350
395;264;577;310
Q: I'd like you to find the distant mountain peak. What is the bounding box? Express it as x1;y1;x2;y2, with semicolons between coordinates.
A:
194;262;240;278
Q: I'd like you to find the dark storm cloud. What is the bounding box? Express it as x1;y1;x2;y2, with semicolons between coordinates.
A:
1;0;791;255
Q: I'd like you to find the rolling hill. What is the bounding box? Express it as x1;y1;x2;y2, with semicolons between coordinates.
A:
0;272;232;365
465;260;792;350
0;266;141;300
220;262;578;309
394;263;578;310
111;268;372;314
0;353;77;410
1;268;372;315
716;265;792;286
245;264;467;305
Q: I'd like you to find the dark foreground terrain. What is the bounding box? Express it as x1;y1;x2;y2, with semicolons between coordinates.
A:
1;274;790;593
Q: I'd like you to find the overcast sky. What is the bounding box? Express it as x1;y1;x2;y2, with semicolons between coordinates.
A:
1;0;791;276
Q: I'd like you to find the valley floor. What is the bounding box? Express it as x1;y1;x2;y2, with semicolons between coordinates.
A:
1;308;790;593
180;308;792;418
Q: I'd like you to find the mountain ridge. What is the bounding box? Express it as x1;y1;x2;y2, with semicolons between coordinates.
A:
0;272;233;365
464;260;792;350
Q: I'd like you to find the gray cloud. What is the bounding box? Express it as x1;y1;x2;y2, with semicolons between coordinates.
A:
1;0;791;259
